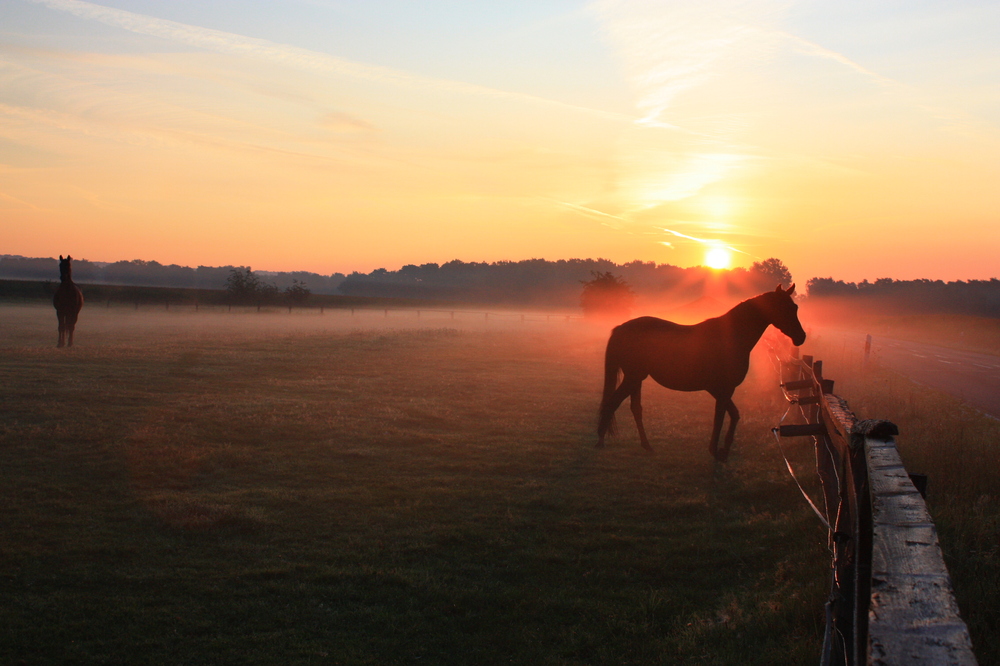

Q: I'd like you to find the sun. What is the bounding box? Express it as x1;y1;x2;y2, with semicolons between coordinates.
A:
705;246;732;269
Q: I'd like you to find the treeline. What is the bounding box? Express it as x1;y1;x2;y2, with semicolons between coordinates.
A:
806;277;1000;317
0;256;346;295
338;258;790;306
0;254;791;307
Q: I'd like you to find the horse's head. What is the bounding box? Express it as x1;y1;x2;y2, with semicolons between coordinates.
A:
760;284;806;346
59;255;72;282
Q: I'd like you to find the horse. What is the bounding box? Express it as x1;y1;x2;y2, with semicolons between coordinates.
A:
597;284;806;462
53;255;84;348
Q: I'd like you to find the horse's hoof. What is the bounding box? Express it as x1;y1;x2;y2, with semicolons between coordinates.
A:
641;443;653;452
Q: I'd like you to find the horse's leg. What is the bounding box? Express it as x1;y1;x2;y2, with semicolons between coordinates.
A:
629;383;652;451
709;397;726;460
66;311;78;347
720;398;740;461
597;375;643;448
57;313;66;348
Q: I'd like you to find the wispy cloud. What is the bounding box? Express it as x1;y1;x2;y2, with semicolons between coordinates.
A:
659;227;753;256
779;31;897;88
28;0;631;123
320;111;377;134
591;0;788;132
545;198;639;233
0;189;46;211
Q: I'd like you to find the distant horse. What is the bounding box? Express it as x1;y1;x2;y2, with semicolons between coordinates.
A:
54;255;84;347
597;284;806;462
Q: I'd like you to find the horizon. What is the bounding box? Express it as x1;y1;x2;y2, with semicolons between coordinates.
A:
3;1;999;282
4;251;998;287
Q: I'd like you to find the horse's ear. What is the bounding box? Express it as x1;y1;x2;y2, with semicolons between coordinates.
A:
787;283;795;295
60;255;64;260
774;284;782;293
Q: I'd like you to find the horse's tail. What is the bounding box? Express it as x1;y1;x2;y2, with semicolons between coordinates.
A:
597;334;621;437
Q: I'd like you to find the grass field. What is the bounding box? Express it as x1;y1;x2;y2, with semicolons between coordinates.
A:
1;304;829;665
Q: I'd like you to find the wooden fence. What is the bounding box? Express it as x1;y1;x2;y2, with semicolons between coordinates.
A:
773;349;977;665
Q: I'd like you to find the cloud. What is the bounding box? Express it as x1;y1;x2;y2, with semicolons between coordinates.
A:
590;0;788;131
28;0;631;122
778;31;897;88
320;112;377;134
658;227;752;256
549;199;625;221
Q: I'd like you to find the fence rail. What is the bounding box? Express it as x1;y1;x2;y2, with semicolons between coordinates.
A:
773;348;976;666
102;302;586;323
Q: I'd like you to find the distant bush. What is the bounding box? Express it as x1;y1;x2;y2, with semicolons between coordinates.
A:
580;271;635;319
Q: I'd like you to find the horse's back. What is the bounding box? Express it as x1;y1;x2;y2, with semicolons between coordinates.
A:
608;317;702;364
607;316;745;391
613;316;689;336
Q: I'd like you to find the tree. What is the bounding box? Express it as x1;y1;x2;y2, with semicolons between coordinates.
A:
225;266;261;305
580;271;635;319
226;266;279;308
285;279;311;306
751;258;793;288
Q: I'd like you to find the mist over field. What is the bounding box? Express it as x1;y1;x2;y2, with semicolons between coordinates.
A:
5;274;1000;663
0;301;829;663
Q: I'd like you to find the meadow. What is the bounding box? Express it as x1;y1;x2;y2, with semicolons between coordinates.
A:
1;304;829;665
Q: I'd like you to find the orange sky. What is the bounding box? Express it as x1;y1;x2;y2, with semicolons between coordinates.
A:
2;1;999;282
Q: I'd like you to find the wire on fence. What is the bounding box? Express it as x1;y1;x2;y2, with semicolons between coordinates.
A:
765;337;977;666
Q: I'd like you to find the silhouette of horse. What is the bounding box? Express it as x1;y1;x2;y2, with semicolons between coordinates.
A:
597;284;805;462
54;255;84;348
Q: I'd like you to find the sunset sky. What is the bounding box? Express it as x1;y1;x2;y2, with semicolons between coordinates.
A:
2;0;999;282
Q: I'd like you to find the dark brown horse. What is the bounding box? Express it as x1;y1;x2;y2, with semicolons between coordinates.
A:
597;284;806;462
54;255;84;348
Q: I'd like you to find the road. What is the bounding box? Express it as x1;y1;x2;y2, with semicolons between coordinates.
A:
869;336;1000;419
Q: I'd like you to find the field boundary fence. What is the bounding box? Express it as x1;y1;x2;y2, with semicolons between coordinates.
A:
110;302;585;323
769;344;977;666
0;279;585;323
2;295;584;326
